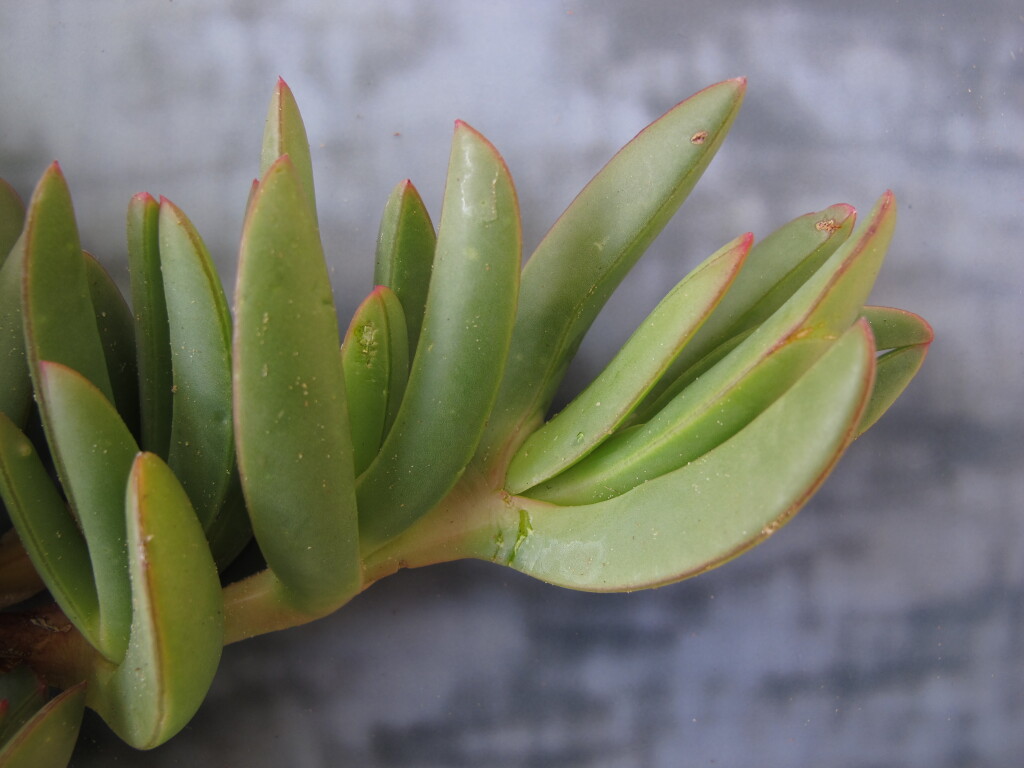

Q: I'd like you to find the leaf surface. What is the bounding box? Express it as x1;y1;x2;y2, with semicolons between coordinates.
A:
158;198;234;530
487;321;875;591
235;155;359;612
373;180;437;353
357;122;521;548
506;233;750;493
127;193;172;457
477;79;747;470
0;413;100;648
89;453;222;750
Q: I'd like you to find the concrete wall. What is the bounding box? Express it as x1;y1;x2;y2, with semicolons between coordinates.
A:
1;1;1021;765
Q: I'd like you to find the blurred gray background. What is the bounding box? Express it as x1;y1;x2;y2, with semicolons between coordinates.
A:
1;1;1022;766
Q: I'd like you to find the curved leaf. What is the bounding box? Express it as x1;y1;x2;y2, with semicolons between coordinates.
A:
634;202;856;421
21;163;113;404
88;452;222;750
0;682;85;768
0;413;100;646
357;121;521;549
158;197;234;530
341;285;409;476
126;193;172;457
35;361;138;661
488;320;875;591
477;79;747;470
373;180;437;353
857;305;933;436
506;233;750;494
235;155;359;613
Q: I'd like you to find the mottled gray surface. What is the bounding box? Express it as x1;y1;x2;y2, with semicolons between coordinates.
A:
1;1;1022;766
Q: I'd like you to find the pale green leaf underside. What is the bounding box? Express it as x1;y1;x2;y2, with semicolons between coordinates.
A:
486;320;875;591
89;453;222;750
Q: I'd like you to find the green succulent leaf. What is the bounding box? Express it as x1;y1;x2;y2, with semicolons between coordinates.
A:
0;178;25;268
0;235;30;426
83;252;139;437
235;155;359;613
357;121;521;549
34;361;138;661
506;233;751;495
0;681;85;768
261;78;317;224
0;413;100;648
373;180;437;353
633;202;857;422
477;78;747;471
488;320;875;591
88;452;222;750
857;305;934;436
21;163;114;405
529;192;896;504
158;197;234;531
126;192;173;457
341;285;410;476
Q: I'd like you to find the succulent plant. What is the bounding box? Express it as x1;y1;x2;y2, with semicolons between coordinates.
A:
0;77;931;765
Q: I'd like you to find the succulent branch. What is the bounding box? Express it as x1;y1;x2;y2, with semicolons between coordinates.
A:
0;77;931;764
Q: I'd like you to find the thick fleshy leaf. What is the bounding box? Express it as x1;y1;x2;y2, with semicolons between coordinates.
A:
235;155;359;613
158;198;234;530
527;335;832;504
83;252;139;435
261;78;317;223
373;180;437;353
0;178;25;268
341;285;409;476
0;681;85;768
357;121;521;549
506;233;750;494
126;193;172;457
35;361;138;661
21;163;114;405
88;452;222;749
477;79;747;470
857;305;934;435
633;203;856;422
0;236;30;425
528;192;896;504
0;413;100;646
485;320;874;590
